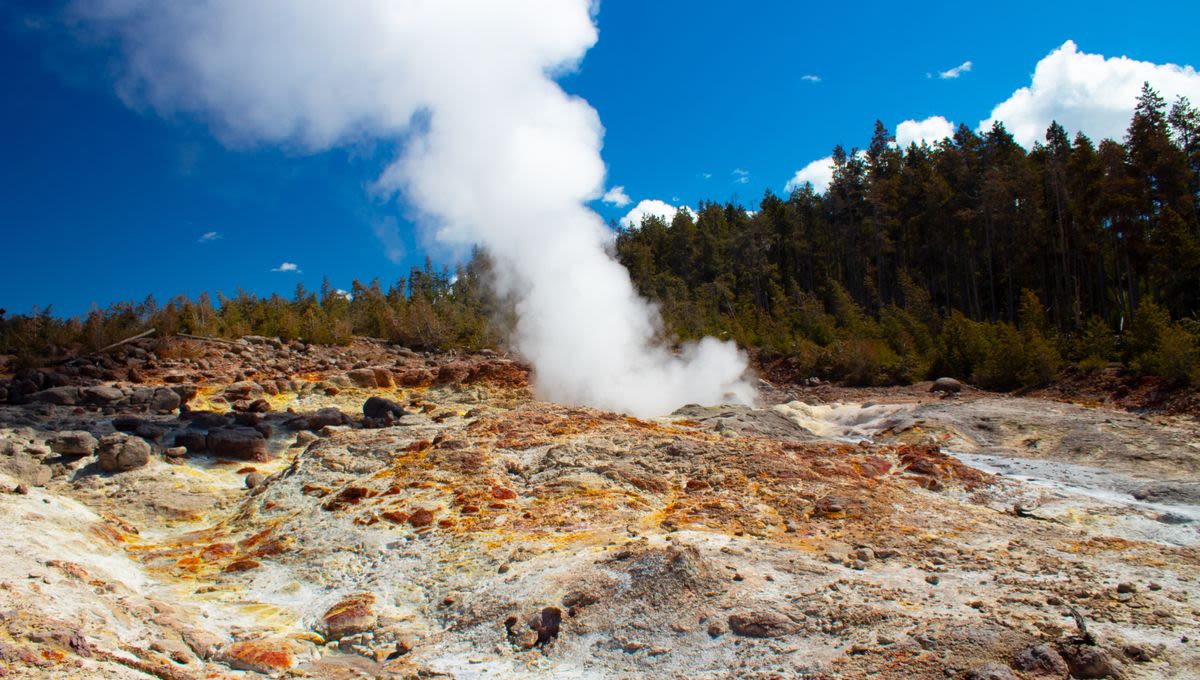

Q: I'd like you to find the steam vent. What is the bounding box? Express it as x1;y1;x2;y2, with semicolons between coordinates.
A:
0;337;1197;678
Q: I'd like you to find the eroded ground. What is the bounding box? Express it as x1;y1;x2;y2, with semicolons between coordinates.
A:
0;337;1197;678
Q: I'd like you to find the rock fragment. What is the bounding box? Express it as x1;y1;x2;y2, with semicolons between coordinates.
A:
206;427;269;461
48;431;98;457
96;433;151;472
322;594;378;641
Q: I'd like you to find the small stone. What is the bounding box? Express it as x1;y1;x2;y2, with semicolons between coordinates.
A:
13;483;29;495
926;574;941;585
245;472;265;489
1116;582;1137;594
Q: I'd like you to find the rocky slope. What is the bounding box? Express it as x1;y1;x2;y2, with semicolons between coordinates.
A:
0;337;1197;678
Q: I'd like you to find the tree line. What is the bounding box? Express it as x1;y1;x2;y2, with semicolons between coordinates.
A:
613;83;1200;387
3;83;1198;388
0;256;500;367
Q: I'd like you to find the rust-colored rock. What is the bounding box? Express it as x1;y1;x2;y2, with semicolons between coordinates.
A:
408;507;435;527
322;593;378;641
219;638;308;674
491;486;517;500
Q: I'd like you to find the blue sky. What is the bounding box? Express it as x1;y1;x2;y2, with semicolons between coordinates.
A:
2;0;1198;317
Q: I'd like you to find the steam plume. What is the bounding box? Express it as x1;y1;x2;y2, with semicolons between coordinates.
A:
72;0;755;416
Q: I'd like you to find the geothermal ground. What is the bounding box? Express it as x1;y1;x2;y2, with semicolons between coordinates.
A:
0;337;1197;679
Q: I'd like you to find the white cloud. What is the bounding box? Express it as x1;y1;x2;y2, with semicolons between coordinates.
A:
700;172;713;180
938;60;973;79
785;157;834;195
896;115;956;148
601;185;631;207
980;40;1200;147
801;74;821;83
197;230;220;243
271;262;300;273
732;168;750;184
372;216;405;264
620;199;683;229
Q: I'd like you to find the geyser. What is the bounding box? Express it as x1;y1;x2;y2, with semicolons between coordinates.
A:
73;0;755;416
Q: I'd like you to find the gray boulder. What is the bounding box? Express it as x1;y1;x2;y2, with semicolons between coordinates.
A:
97;433;151;472
224;381;264;402
0;452;52;487
346;368;379;388
307;407;348;430
206;427;269;461
81;385;125;406
33;387;80;406
49;431;99;457
150;387;182;413
930;377;963;394
363;396;405;420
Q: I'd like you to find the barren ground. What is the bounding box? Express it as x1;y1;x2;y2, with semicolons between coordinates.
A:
0;337;1196;679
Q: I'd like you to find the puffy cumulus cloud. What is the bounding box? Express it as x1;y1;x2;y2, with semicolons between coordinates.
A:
601;185;631;207
72;0;753;417
801;74;821;83
896;116;956;148
980;40;1200;147
197;230;220;243
271;262;299;273
938;60;973;79
785;157;834;195
621;199;681;229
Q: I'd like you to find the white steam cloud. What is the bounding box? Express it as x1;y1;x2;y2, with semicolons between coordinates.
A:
72;0;753;417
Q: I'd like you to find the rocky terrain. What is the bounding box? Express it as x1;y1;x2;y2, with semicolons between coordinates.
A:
0;336;1197;678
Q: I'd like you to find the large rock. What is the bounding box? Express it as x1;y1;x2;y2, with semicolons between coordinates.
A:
321;593;378;640
48;431;98;457
346;369;379;388
206;427;269;461
96;433;151;472
224;381;264;402
727;610;796;638
372;367;395;388
172;430;208;453
307;407;348;430
0;453;52;487
1132;481;1200;505
363;396;405;420
930;377;963;394
1013;644;1069;675
81;385;125;405
150;387;182;413
32;387;80;406
218;638;314;674
395;368;435;387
